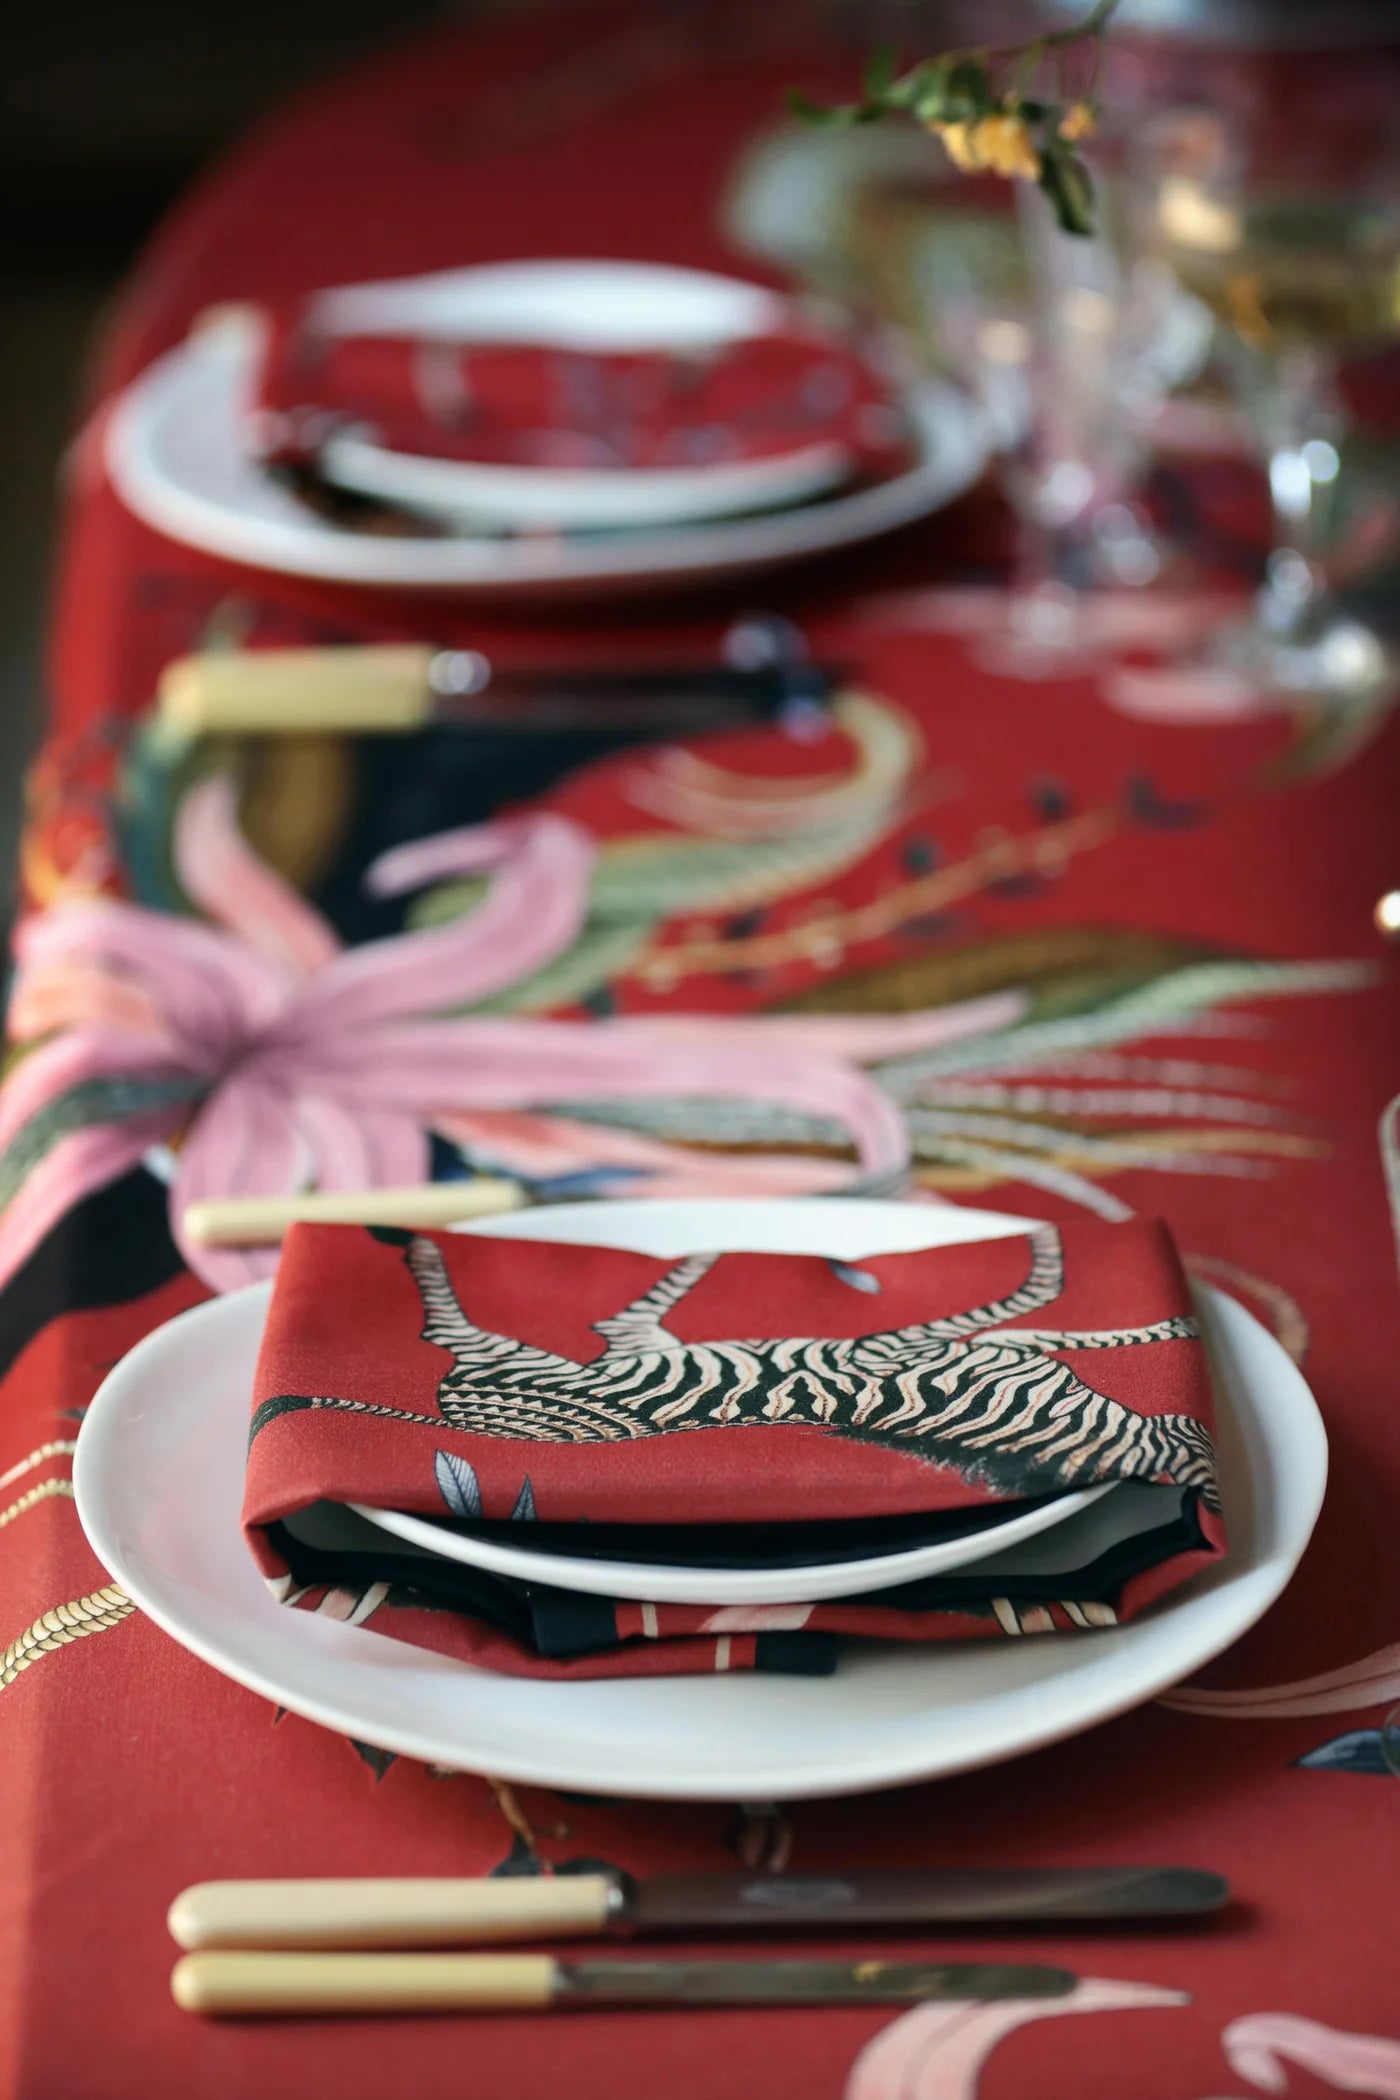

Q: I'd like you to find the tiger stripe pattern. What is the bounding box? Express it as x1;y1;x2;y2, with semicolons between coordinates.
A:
396;1228;1219;1508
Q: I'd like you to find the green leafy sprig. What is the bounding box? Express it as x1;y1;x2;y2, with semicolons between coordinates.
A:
789;0;1118;237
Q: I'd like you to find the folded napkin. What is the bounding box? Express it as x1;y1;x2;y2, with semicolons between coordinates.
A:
249;311;913;485
243;1217;1226;1679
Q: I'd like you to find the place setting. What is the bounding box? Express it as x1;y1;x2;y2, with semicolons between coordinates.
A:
6;0;1399;2089
74;1194;1325;1804
105;256;988;596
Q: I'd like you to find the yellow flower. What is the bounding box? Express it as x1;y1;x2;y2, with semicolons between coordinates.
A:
974;112;1042;180
934;119;981;172
933;110;1041;181
1059;101;1096;142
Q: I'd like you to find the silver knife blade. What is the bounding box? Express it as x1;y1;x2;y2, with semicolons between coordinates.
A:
623;1866;1230;1935
558;1958;1077;2007
425;613;831;733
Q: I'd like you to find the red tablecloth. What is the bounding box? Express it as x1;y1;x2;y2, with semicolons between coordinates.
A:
3;5;1399;2097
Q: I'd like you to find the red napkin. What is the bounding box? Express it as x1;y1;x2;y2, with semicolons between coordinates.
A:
243;1217;1226;1678
249;310;914;482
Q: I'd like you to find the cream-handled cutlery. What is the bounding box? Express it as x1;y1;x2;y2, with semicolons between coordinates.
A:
169;1866;1230;1951
181;1178;526;1248
156;615;829;738
171;1950;1077;2018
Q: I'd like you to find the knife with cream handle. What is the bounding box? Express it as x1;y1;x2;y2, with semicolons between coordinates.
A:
168;1866;1229;1951
171;1950;1077;2017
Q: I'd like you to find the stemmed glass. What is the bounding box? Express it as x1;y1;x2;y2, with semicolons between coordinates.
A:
929;177;1193;674
1136;101;1400;702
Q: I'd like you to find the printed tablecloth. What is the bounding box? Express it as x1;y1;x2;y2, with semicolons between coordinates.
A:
2;5;1398;2096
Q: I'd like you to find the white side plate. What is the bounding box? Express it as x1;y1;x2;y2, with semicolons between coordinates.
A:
351;1479;1113;1609
75;1198;1326;1801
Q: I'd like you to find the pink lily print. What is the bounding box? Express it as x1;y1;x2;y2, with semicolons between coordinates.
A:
845;1978;1188;2100
1163;1644;1400;1722
0;774;1015;1293
843;1987;1400;2100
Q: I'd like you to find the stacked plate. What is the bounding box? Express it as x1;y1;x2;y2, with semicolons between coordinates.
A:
103;260;988;599
352;1475;1117;1614
75;1197;1326;1801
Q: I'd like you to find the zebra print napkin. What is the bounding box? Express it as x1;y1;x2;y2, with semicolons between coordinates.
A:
242;1217;1226;1679
249;310;913;490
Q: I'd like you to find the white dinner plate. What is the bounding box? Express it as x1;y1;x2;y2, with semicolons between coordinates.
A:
103;271;987;600
351;1481;1112;1608
75;1197;1326;1801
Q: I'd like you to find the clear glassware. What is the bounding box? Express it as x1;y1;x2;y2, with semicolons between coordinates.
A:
1136;103;1400;702
932;177;1196;674
1011;183;1179;655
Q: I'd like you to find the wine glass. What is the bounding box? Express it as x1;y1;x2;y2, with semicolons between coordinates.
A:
925;177;1196;674
1138;101;1400;702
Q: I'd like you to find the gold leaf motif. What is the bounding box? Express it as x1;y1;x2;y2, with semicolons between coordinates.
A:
0;1439;79;1493
778;925;1214;1018
0;1584;135;1691
647;809;1116;985
0;1477;75;1529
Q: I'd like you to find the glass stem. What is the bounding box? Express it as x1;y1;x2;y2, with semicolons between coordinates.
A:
1253;344;1342;646
1005;180;1135;643
1006;495;1084;654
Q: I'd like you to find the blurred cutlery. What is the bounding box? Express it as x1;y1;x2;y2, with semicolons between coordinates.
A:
181;1179;526;1247
171;1949;1077;2017
157;614;830;737
169;1866;1230;1951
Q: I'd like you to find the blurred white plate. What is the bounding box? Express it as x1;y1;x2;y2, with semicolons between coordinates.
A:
74;1197;1325;1802
725;126;1213;410
104;274;986;601
724;122;945;287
